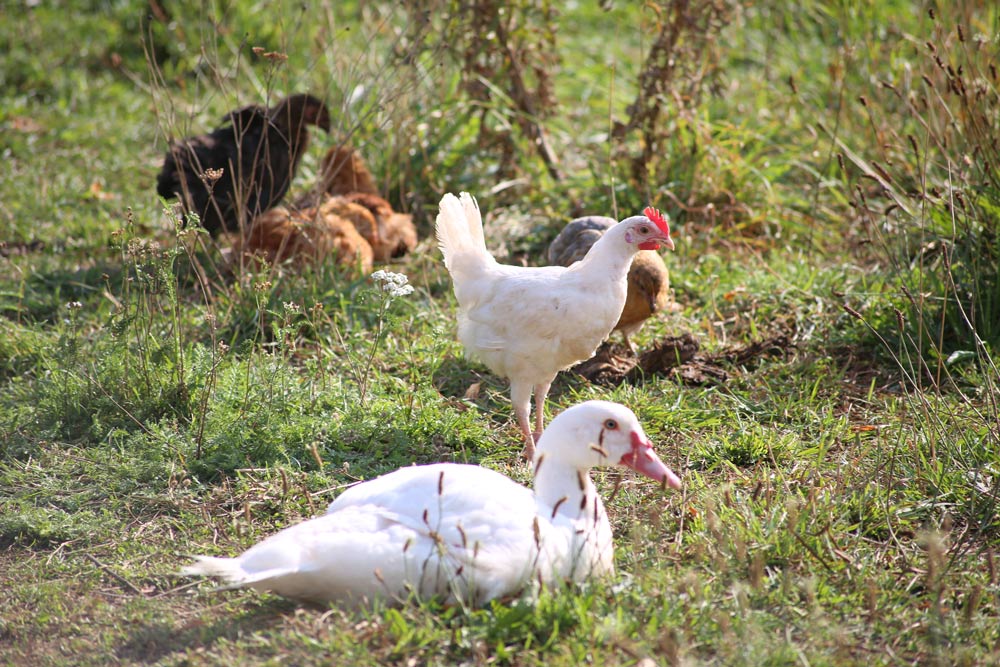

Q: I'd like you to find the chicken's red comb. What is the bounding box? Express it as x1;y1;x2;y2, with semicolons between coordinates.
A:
643;206;671;235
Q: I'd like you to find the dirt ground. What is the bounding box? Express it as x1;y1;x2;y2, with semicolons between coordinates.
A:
571;333;794;386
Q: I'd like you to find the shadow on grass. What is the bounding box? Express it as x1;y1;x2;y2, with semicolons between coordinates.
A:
6;262;124;324
431;354;492;400
327;420;475;469
432;353;585;410
114;597;300;664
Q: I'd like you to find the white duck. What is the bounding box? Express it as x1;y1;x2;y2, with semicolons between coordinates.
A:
181;401;682;607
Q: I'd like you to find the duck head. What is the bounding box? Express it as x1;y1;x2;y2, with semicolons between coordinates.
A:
534;400;682;490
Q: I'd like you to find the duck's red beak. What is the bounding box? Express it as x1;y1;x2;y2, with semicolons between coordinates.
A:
620;431;682;490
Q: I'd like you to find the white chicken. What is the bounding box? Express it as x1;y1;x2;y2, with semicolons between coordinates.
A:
435;192;674;459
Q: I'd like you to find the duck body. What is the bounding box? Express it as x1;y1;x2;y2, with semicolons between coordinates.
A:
182;401;681;607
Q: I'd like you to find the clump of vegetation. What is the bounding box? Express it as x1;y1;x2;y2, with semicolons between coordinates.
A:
696;424;794;469
838;9;1000;364
823;8;1000;549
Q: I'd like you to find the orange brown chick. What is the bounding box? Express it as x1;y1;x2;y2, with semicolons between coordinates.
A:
317;196;380;250
295;145;379;208
239;204;374;273
547;215;671;354
341;192;418;262
293;147;419;262
318;145;379;196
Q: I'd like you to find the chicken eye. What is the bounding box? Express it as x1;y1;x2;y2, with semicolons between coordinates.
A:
604;419;618;430
638;225;650;234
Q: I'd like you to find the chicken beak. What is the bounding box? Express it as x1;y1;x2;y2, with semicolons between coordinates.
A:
639;235;674;252
621;431;682;490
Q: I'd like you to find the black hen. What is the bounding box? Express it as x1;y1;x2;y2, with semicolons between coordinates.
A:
156;94;331;237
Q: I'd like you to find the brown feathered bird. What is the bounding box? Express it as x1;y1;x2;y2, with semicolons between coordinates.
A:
547;215;672;354
341;192;418;262
294;147;418;262
294;145;379;209
317;196;379;249
157;94;331;237
238;201;374;273
317;145;379;197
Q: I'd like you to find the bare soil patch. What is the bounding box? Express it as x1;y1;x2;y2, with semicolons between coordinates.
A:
572;333;794;386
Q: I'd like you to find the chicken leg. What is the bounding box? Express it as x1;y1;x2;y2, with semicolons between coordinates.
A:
622;334;637;357
533;381;551;437
511;381;536;461
512;380;554;461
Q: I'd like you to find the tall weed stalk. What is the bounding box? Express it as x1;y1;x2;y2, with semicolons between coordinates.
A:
837;6;1000;543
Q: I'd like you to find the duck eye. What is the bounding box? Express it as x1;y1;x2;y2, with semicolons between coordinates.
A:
604;419;618;430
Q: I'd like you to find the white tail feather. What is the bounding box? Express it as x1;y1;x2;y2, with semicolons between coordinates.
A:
435;192;491;272
182;556;305;594
180;556;248;583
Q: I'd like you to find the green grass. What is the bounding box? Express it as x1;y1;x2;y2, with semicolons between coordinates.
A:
2;1;999;665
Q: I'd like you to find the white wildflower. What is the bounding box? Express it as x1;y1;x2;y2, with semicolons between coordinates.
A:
371;270;414;298
387;283;414;298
